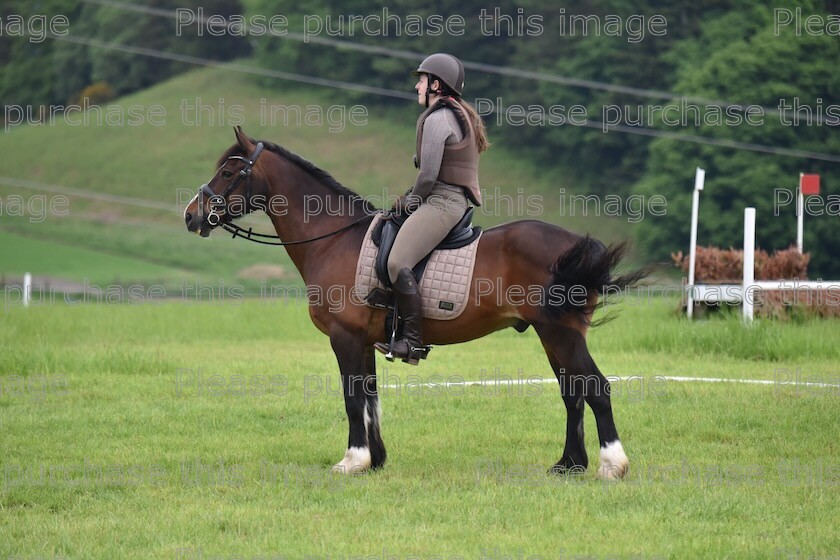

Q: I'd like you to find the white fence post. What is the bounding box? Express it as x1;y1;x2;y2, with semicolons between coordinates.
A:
23;272;32;308
687;167;705;319
743;208;756;323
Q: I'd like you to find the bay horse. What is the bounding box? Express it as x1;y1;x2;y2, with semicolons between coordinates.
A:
183;127;646;480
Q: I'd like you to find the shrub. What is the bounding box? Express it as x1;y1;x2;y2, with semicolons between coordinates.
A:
73;82;116;105
671;245;809;282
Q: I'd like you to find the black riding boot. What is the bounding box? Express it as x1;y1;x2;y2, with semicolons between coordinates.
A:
374;268;430;365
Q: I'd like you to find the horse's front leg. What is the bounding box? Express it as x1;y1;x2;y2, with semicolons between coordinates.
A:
330;326;376;474
362;345;387;470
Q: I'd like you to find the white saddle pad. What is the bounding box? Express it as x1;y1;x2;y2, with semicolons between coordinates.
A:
354;215;482;320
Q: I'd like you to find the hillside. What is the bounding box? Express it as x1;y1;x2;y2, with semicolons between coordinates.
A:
0;65;638;292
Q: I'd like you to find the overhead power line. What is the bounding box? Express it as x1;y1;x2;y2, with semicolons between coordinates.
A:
78;0;829;126
48;33;415;100
0;175;178;211
40;31;840;163
0;175;269;228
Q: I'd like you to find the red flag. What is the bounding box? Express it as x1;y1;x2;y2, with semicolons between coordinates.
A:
800;174;820;195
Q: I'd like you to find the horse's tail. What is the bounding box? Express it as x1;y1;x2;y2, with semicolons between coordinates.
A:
544;235;651;325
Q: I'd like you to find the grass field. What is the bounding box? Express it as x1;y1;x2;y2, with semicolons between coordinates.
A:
0;231;193;286
1;296;838;559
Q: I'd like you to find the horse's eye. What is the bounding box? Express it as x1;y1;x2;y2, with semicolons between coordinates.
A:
221;170;234;179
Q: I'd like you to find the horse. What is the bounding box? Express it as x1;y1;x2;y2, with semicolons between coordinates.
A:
183;127;647;480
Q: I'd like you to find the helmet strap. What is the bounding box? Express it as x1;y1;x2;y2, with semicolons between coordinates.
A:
425;74;441;108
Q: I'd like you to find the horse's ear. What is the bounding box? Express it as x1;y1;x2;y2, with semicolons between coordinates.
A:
233;126;253;152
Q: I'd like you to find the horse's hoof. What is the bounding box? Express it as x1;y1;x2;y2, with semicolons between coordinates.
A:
331;446;371;475
548;462;586;476
596;441;629;480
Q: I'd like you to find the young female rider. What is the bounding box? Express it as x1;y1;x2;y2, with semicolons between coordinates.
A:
373;53;490;364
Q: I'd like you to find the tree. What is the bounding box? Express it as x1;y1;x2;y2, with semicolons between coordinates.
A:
0;0;251;113
633;4;840;276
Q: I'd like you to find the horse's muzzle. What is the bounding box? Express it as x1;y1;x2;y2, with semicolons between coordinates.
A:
184;211;212;237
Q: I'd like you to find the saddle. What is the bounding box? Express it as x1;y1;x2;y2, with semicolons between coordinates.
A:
372;207;482;289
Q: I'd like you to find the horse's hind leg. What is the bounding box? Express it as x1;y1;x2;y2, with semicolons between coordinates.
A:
580;350;629;480
535;322;629;480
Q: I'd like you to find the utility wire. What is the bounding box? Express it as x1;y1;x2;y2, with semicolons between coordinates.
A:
37;32;840;163
0;175;178;212
78;0;830;125
48;33;415;100
0;175;269;227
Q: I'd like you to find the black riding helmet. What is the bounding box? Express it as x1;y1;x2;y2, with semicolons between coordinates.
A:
412;53;465;107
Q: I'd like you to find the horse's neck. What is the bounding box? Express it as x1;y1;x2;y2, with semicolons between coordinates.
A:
263;159;360;279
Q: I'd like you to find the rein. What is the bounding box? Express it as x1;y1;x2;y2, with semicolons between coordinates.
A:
219;213;379;246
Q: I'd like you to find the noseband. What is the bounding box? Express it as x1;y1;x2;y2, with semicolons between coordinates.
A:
197;142;265;226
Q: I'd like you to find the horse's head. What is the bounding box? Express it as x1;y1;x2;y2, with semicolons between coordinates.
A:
184;126;267;237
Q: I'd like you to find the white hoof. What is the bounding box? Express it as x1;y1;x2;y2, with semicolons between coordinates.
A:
331;446;371;475
597;441;629;480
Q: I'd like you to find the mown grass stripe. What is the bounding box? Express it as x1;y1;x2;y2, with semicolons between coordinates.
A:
380;374;839;390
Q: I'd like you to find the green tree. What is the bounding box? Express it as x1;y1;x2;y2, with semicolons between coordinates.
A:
633;4;840;276
0;0;251;112
87;0;250;96
0;1;82;111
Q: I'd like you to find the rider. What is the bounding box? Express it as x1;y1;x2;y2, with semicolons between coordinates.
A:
373;53;489;364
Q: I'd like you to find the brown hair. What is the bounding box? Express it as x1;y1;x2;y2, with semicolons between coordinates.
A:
457;98;490;153
429;74;490;153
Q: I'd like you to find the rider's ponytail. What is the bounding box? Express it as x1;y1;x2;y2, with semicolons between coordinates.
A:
457;99;490;153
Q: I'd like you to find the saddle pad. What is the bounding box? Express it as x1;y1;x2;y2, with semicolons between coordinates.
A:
355;215;482;320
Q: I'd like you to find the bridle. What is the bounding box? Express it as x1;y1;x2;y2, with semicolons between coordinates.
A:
197;142;265;228
193;142;379;246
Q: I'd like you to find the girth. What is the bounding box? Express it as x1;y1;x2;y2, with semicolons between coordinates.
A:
372;207;482;288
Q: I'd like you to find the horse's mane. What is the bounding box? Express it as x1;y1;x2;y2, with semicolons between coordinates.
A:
219;139;379;215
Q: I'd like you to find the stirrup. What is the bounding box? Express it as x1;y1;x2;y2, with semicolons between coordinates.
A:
400;344;431;365
376;294;430;365
373;341;432;365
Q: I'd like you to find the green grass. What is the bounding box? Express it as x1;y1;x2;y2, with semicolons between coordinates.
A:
0;64;638;290
0;209;301;292
0;230;193;286
1;297;838;559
